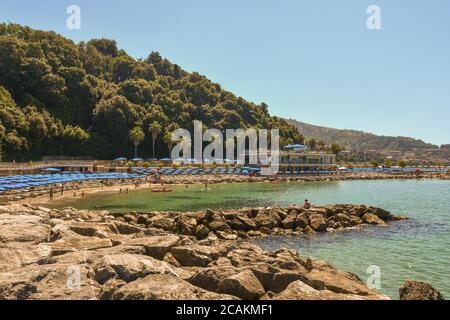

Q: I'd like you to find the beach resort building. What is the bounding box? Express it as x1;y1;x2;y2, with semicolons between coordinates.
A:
278;144;337;174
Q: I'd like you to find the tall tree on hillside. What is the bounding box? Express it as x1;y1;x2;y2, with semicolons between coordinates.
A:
129;126;145;158
163;131;174;156
162;123;180;157
399;160;407;168
307;138;317;151
149;121;162;159
330;143;342;156
318;140;326;151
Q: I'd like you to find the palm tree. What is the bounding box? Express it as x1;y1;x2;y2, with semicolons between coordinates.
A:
318;140;326;151
330;143;342;156
129;127;145;158
149;121;162;159
163;131;174;155
307;138;317;151
399;160;407;168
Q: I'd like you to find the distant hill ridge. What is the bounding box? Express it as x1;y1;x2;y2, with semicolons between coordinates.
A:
286;119;438;152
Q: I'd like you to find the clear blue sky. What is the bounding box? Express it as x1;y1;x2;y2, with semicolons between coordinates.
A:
1;0;449;145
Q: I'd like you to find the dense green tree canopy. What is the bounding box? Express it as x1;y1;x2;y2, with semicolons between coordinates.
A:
0;23;303;161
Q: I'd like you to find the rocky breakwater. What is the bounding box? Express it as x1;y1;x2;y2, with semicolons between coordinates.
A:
134;204;408;240
0;204;443;300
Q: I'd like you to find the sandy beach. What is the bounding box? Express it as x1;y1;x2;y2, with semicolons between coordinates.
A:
4;171;448;207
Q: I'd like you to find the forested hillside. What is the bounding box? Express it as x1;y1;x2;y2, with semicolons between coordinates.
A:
287;119;438;152
0;23;303;161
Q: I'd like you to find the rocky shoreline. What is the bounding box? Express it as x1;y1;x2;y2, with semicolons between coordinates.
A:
0;204;443;300
118;204;409;240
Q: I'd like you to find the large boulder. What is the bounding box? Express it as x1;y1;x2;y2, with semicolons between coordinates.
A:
370;207;393;220
64;221;113;237
195;224;210;239
171;245;225;267
111;221;146;235
94;253;187;283
148;215;175;231
176;216;197;235
399;280;445;300
0;263;100;300
0;214;51;244
236;214;257;230
264;280;380;300
218;270;265;300
112;274;238;300
281;215;296;229
206;217;231;232
39;236;113;256
304;268;387;298
309;215;327;232
0;244;52;272
361;213;386;225
255;210;280;229
295;213;309;229
125;235;180;260
188;266;241;292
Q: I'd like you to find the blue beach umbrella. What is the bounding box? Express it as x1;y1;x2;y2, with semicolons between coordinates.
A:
42;168;61;173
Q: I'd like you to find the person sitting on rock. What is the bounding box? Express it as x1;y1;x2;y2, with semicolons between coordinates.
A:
304;199;311;209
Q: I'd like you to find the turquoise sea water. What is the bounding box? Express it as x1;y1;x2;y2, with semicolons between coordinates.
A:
51;179;450;299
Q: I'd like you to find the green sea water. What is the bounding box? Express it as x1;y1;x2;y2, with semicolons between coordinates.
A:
51;179;450;299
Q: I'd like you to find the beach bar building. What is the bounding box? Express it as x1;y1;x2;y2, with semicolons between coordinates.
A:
278;144;336;173
241;144;337;174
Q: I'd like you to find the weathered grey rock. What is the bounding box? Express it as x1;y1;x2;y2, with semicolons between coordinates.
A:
40;236;113;256
304;268;387;298
295;213;309;229
206;217;231;232
188;266;240;292
94;253;186;283
99;278;127;300
0;214;51;244
218;270;265;300
237;214;257;230
371;207;393;220
171;245;223;267
112;274;238;300
195;224;210;239
0;244;52;272
111;221;146;235
125;235;180;260
309;215;327;232
281;215;296;229
0;204;410;301
399;280;445;300
264;280;378;300
361;213;386;225
0;263;100;300
148;215;175;231
176;216;197;235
